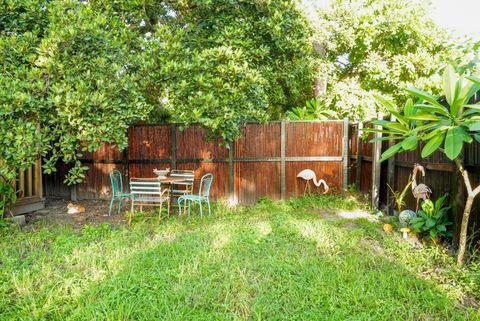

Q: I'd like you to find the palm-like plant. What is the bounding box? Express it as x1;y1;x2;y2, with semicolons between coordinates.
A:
286;98;338;120
370;65;480;265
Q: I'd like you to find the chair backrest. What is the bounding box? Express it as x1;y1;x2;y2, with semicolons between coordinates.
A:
109;169;123;195
170;170;195;186
129;179;169;197
198;173;213;198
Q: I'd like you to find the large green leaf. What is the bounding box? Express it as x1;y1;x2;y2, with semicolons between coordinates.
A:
445;127;466;159
404;98;414;117
421;132;445;158
379;141;403;162
407;113;441;121
413;104;450;117
467;122;480;131
373;94;396;111
406;88;444;109
442;65;457;107
401;135;418;151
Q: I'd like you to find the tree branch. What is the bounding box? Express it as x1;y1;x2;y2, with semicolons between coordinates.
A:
453;157;473;195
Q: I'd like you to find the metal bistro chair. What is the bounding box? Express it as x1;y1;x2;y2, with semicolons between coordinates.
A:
170;169;195;200
129;179;170;225
108;169;131;216
178;173;213;218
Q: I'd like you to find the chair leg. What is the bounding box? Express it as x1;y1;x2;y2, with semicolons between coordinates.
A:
158;200;163;224
207;199;211;216
129;199;134;225
117;198;122;215
199;200;203;219
167;198;170;218
178;198;183;216
187;200;191;218
109;197;115;216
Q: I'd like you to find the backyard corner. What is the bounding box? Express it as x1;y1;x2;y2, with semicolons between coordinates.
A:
3;0;480;320
1;195;479;320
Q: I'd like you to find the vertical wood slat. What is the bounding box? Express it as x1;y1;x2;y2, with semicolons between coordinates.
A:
35;158;43;198
355;122;363;192
19;170;25;197
386;115;396;214
371;114;383;209
228;143;234;203
280;121;286;200
171;124;177;170
27;166;33;197
342;118;349;194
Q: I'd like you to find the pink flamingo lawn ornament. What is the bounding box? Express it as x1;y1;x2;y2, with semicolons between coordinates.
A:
297;169;329;194
412;163;432;211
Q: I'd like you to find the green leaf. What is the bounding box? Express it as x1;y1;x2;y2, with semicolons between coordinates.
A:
436;225;447;232
445;127;465;160
467;122;480;131
404;98;414;117
406;88;444;109
413;104;450;117
407;113;441;121
379;142;403;162
401;135;418;151
421;132;445;158
426;218;436;228
373;94;396;111
474;134;480;143
443;65;457;107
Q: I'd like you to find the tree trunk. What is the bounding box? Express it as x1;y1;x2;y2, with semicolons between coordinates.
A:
453;157;480;266
457;196;473;266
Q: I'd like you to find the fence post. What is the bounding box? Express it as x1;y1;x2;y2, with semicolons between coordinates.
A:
228;142;235;204
355;122;363;192
386;115;396;215
171;124;177;170
342;118;349;195
280;121;286;200
371;113;383;209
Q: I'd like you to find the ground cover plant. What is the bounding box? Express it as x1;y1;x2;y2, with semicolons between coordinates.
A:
1;195;479;320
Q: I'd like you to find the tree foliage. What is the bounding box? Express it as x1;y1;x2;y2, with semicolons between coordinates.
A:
316;0;459;120
140;0;318;141
1;0;318;182
0;0;150;183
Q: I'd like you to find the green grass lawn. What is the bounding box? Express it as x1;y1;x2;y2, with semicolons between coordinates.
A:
1;196;479;320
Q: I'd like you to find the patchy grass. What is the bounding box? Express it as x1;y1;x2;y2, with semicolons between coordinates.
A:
0;195;478;320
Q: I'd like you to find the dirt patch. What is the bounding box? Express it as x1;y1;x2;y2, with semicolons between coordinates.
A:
26;199;128;229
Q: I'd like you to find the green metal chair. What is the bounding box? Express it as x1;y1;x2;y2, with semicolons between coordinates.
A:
109;169;130;216
178;173;213;218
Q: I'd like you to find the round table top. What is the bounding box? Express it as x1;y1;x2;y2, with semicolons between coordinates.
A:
130;176;188;184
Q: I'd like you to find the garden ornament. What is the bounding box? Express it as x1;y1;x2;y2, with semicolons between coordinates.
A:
411;163;432;211
400;227;411;239
399;209;417;225
297;169;329;194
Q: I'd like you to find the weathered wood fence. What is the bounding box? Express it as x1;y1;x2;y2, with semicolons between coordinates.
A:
11;159;44;215
44;121;350;204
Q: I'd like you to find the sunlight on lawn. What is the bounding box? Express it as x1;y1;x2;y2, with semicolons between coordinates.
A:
1;196;479;320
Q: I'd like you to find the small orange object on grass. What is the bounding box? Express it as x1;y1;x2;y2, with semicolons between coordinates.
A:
383;223;393;234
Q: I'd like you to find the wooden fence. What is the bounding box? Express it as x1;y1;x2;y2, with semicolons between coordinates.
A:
44;121;350;204
348;120;480;244
11;159;44;215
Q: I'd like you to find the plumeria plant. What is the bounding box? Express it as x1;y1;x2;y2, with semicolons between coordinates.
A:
369;65;480;265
